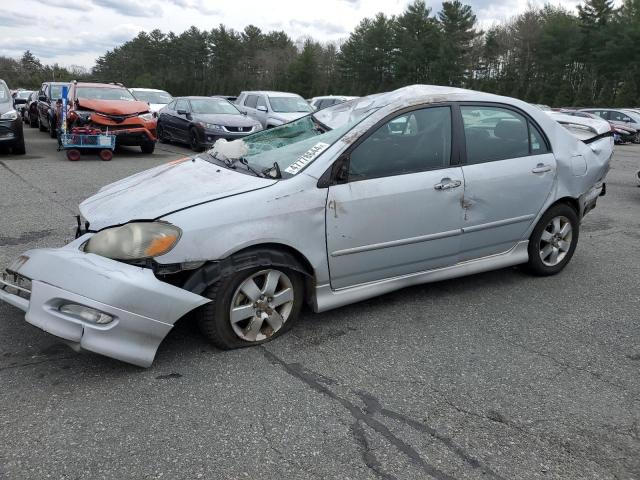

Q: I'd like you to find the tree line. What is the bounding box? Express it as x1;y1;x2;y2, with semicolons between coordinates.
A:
2;0;637;107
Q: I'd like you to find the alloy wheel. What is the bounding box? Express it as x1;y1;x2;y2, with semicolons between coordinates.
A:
229;269;295;342
539;215;573;266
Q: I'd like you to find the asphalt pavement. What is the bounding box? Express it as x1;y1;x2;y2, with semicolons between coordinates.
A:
0;126;639;479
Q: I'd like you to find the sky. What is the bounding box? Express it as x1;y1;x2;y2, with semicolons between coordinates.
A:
0;0;593;69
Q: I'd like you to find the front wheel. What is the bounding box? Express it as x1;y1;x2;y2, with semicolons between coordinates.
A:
189;128;202;152
197;265;304;350
140;141;155;154
157;123;168;143
524;203;579;276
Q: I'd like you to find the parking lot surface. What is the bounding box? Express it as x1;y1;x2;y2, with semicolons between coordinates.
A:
0;127;639;479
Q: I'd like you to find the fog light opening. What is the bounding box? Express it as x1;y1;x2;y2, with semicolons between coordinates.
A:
59;303;113;325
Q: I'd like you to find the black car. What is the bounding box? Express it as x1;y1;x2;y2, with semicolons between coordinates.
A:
37;81;68;139
0;80;25;154
12;90;33;118
22;91;39;128
157;96;262;151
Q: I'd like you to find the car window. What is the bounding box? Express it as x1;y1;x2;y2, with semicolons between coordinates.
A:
132;90;172;104
49;84;65;100
348;106;452;181
175;99;189;112
609;111;633;122
530;123;549;154
269;96;312;113
256;96;267;109
461;106;534;164
76;86;134;101
244;95;258;109
167;100;176;109
587;110;607;119
190;98;239;115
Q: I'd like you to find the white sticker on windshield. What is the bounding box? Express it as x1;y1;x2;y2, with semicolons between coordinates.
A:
284;142;330;175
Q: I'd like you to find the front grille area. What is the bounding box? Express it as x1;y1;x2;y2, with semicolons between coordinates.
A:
1;271;32;301
224;126;252;133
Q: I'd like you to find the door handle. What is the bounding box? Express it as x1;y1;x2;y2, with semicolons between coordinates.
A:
434;178;462;190
532;163;552;173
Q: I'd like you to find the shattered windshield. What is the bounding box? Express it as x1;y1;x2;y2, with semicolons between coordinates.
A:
208;96;379;178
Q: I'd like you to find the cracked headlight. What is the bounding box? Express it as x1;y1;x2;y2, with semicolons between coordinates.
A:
1;110;18;120
138;112;154;121
84;222;181;260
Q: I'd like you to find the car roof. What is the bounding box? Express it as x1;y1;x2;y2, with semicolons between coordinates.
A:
129;87;169;92
176;96;230;100
240;91;302;97
75;82;126;89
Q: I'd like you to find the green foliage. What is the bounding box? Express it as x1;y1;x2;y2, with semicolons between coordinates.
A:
2;0;638;106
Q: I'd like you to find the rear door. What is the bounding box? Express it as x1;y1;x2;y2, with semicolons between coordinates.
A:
255;95;269;127
326;105;464;289
458;104;556;260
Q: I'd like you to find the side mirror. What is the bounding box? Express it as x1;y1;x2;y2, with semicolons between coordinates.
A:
241;111;247;116
38;95;46;102
177;109;188;115
257;105;268;113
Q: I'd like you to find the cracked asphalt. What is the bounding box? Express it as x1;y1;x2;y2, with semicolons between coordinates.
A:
0;127;639;479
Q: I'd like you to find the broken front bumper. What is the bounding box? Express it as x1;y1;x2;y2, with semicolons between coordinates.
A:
0;236;209;367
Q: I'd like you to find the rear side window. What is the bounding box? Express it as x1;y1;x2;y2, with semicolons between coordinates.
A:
348;106;452;181
244;95;258;108
461;106;548;164
609;110;633;122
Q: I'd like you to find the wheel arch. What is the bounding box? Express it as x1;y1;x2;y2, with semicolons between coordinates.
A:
551;196;581;218
181;242;316;297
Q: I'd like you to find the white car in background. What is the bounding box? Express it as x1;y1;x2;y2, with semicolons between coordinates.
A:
235;91;312;129
309;95;358;110
129;88;173;113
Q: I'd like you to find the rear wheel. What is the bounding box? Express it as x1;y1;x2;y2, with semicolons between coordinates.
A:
140;141;155;154
197;262;304;350
524;203;579;276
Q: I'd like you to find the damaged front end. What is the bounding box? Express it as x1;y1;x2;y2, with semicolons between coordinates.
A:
68;103;157;146
0;237;210;367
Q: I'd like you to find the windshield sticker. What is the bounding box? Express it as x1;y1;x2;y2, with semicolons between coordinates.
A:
284;142;330;175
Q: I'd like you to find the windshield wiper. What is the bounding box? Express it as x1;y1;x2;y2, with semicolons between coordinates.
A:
205;151;264;178
262;162;282;179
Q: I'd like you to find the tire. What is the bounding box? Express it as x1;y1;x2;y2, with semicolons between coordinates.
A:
524;203;579;276
634;132;640;144
157;123;168;143
12;139;26;155
99;149;113;161
196;260;304;350
38;116;46;132
49;117;57;139
66;149;81;161
29;114;37;128
189;128;202;152
140;141;155;154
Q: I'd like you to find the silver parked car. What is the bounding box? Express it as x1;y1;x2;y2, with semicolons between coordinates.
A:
236;90;313;129
0;85;612;367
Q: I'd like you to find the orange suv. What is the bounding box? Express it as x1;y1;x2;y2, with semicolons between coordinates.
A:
67;82;157;153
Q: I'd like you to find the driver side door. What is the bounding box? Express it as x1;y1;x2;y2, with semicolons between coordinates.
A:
325;105;465;289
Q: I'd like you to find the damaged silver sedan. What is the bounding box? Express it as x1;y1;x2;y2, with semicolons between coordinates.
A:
0;85;612;367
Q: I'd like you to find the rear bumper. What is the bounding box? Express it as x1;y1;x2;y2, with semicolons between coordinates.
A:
580;182;605;217
0;236;209;367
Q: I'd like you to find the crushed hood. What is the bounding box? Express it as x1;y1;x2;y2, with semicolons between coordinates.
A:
76;98;150;115
80;156;277;230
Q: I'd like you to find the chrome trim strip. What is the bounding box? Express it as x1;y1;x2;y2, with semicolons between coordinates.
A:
314;241;529;312
331;229;462;257
462;214;535;234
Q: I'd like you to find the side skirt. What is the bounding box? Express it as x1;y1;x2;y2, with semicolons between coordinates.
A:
313;241;529;313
